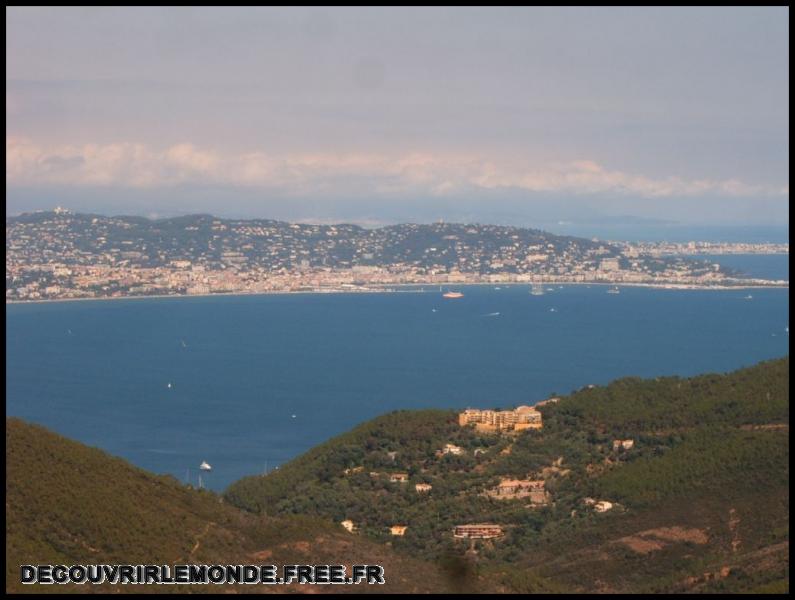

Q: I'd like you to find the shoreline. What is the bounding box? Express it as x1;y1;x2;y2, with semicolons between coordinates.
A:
6;280;789;306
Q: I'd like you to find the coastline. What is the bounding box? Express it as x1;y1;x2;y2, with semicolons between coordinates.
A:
6;280;789;306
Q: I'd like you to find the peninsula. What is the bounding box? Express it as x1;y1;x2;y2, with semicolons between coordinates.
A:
6;209;788;302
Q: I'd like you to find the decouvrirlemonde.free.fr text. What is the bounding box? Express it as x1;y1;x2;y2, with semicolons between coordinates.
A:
21;564;385;585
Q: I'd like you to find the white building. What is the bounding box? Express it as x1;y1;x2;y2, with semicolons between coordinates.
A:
441;443;464;455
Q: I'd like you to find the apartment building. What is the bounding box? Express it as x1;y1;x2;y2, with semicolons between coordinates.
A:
458;405;542;432
486;478;548;504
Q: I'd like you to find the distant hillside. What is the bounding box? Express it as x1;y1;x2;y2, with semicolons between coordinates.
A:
5;419;470;594
226;358;789;593
9;210;754;302
5;210;604;272
6;210;725;275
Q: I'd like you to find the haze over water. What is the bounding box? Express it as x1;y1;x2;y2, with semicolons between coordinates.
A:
6;269;788;491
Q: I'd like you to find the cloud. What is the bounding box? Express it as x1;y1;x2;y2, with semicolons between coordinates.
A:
6;136;787;199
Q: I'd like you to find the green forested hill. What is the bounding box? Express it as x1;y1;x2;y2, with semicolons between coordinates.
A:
225;357;789;593
7;358;789;593
5;418;470;594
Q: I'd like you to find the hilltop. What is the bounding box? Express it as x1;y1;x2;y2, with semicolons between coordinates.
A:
5;418;475;594
226;357;789;593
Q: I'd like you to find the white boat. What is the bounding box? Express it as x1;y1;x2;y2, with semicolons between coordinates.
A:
199;461;212;471
607;286;620;294
744;295;753;300
442;291;464;299
167;382;172;389
530;284;544;296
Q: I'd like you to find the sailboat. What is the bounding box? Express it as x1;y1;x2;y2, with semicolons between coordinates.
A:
530;283;544;296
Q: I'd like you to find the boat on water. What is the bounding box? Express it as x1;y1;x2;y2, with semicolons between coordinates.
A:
744;295;753;300
530;284;544;296
199;461;212;471
443;291;464;299
607;286;620;294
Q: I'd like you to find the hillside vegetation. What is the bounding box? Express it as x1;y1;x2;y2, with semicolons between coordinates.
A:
5;418;469;594
7;357;788;593
226;357;789;593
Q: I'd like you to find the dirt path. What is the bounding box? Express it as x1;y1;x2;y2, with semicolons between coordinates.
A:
728;509;741;553
189;521;215;559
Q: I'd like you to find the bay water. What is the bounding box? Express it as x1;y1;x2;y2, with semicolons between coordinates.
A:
6;258;789;491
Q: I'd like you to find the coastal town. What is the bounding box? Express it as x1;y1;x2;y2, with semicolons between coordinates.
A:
616;240;788;256
6;209;788;302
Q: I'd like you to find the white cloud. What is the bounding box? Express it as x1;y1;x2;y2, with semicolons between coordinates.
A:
6;137;787;199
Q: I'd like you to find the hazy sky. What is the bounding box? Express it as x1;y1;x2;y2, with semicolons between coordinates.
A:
6;7;789;227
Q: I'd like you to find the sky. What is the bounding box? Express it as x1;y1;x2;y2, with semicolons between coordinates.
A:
5;7;790;229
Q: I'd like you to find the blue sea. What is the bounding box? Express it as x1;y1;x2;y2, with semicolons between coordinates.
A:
545;224;789;244
693;254;789;281
6;257;789;492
